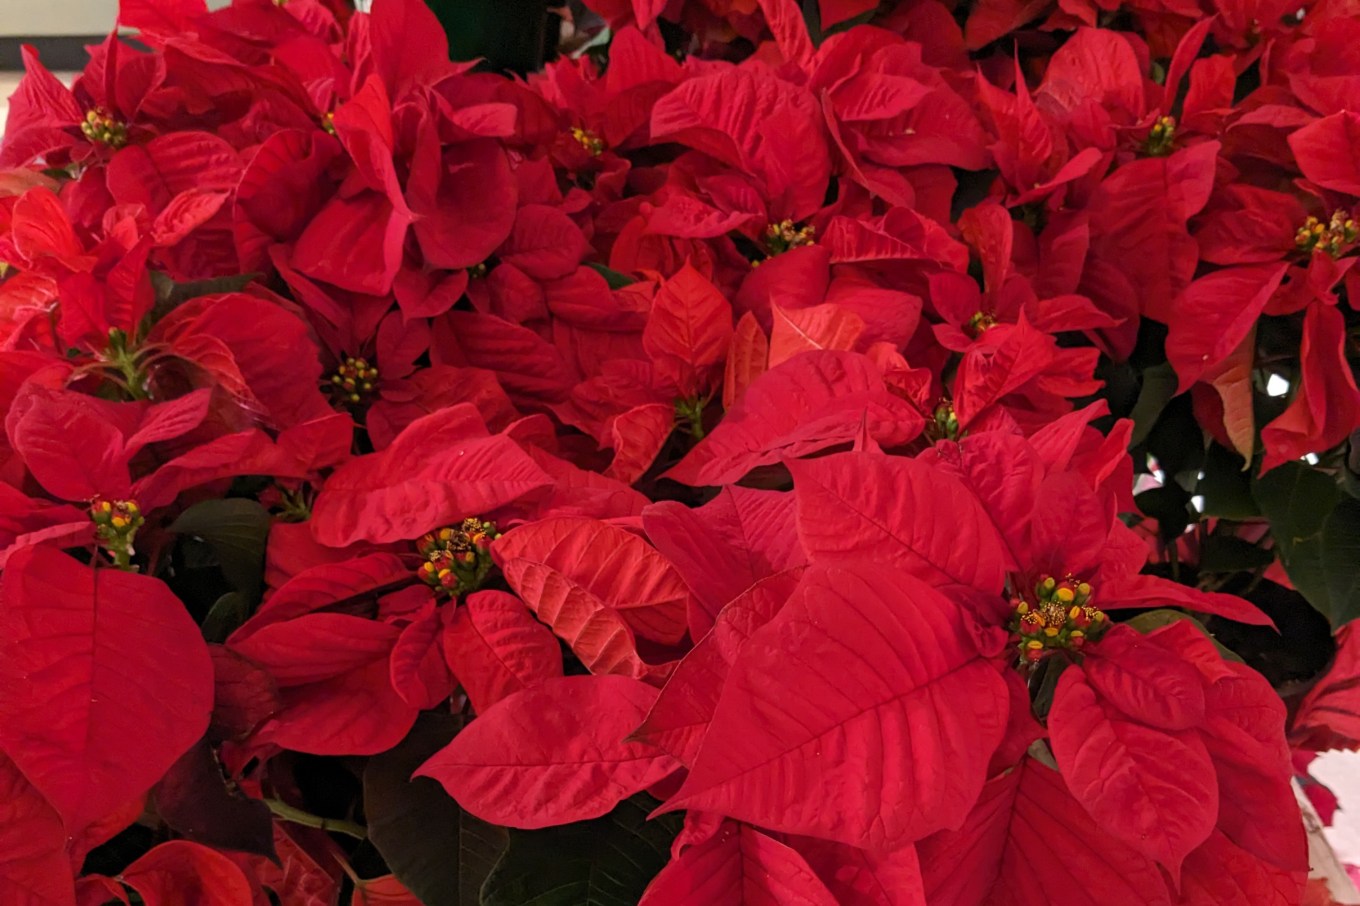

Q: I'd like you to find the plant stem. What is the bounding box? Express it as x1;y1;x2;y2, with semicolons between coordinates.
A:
264;799;367;839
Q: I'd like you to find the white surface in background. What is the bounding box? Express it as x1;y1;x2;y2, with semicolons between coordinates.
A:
0;72;24;128
0;0;119;37
1314;752;1360;869
0;0;233;36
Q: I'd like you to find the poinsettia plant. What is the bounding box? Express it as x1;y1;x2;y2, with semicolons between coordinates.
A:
2;0;1360;902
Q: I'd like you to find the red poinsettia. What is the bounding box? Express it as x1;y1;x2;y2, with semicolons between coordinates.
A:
0;0;1356;901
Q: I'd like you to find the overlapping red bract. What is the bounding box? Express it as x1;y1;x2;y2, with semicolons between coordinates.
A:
1;0;1357;900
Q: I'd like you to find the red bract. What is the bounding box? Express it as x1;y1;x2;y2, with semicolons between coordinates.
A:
0;546;212;831
0;0;1354;900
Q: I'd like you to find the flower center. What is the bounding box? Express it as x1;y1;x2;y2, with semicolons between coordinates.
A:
90;497;144;568
926;399;960;442
1295;210;1357;258
571;126;604;157
1010;574;1108;664
1144;115;1176;157
965;311;997;338
416;517;501;596
764;220;816;256
321;111;337;136
81;108;128;149
328;356;379;405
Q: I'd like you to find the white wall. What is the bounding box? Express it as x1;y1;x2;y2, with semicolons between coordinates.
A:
0;0;231;36
0;0;118;36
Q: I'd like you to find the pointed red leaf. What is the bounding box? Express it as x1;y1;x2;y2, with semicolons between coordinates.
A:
235;554;412;640
148;294;328;429
0;547;212;831
1206;324;1258;460
662;564;1009;850
1289;111;1360;196
493;516;690;645
788;451;1007;594
389;604;454;711
1048;666;1218;879
120;841;253;906
768;303;865;370
642;262;734;398
228;614;418;755
408;139;515;272
651;68;830;219
0;751;74;906
643;487;806;639
639;822;839;906
667;351;924;487
791;836;925;906
435;311;576;406
632;569;804;764
1166;264;1290;393
924;433;1040;571
123;390;212;456
1099;573;1272;626
606;403;675;485
1155;621;1308;873
499;205;591;281
952;317;1054;428
106;132;242;214
918;757;1174;905
1086;141;1218;323
310;407;552;547
1083;624;1207;731
628;631;730;767
722;311;769;411
1261;302;1360;471
1178;831;1306;906
442;590;564;714
415;675;679;828
6;383;131;501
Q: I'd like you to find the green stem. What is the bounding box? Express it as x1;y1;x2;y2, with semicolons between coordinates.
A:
264;799;367;839
117;359;150;401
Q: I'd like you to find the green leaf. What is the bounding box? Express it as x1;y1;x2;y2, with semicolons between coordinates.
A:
1144;393;1206;480
1322;498;1360;627
1198;535;1273;574
1343;427;1360;498
148;271;260;325
1123;609;1244;663
1135;484;1192;540
169;499;271;599
1032;657;1071;721
424;0;551;73
1128;362;1179;448
1253;462;1343;623
587;262;638;290
1197;443;1259;519
201;592;252;644
479;795;680;906
365;715;506;906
